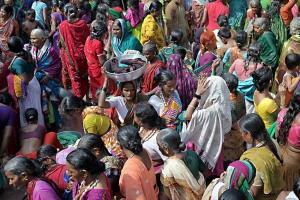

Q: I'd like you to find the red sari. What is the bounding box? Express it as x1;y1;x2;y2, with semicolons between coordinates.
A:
141;60;165;94
58;19;90;98
84;35;117;100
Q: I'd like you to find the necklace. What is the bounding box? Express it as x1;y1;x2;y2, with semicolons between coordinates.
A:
159;91;168;107
129;153;135;158
78;174;100;197
141;128;158;143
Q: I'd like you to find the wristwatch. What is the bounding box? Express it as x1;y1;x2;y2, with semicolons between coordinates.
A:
193;93;201;100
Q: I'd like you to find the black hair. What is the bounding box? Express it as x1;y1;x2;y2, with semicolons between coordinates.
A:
134;102;166;130
1;5;13;17
157;128;186;153
234;30;248;49
251;66;273;92
64;3;77;20
113;19;122;28
173;47;187;60
4;156;39;177
293;177;300;199
244;42;261;71
111;0;121;7
145;0;162;16
60;96;86;113
223;73;239;95
170;29;183;45
155;70;176;86
7;36;28;60
279;89;300;145
239;113;282;163
217;14;229;28
66;148;105;174
117;125;143;154
218;27;231;39
26;9;36;17
0;92;13;105
29;158;43;176
77;133;111;156
219;189;247;200
91;21;108;40
25;108;38;123
52;0;65;11
143;42;158;54
285;53;300;70
127;0;139;10
37;145;58;162
96;4;109;24
81;1;91;12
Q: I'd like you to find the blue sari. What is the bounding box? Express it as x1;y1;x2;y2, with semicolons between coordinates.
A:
111;19;142;57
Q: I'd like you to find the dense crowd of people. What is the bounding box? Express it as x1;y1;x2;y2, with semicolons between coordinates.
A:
0;0;300;199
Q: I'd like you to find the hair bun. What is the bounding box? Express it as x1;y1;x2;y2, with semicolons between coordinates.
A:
178;142;186;151
128;139;143;154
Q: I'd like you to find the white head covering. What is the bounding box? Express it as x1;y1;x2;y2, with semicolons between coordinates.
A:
195;0;208;6
181;76;231;170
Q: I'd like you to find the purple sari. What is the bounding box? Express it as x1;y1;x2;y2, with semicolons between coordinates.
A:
166;54;198;110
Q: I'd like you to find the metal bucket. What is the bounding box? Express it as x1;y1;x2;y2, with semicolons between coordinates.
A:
104;54;147;82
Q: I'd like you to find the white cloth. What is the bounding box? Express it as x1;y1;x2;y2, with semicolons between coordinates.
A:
108;96;129;123
181;76;232;170
148;95;164;116
143;133;168;161
19;76;44;127
213;29;224;49
286;191;299;200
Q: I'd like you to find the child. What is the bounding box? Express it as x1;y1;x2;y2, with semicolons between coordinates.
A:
22;9;44;43
125;0;144;40
282;53;300;105
157;128;206;199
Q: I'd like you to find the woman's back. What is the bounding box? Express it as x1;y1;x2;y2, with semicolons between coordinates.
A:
19;124;46;154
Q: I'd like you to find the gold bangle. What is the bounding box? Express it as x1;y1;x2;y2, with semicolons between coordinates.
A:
188;105;196;109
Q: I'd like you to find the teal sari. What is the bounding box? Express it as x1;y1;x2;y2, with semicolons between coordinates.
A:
111;19;142;57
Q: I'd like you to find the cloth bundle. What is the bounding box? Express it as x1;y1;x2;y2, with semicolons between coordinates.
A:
108;58;145;73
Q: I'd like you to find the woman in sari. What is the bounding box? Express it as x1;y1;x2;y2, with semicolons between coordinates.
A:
196;30;217;76
239;113;285;200
157;128;206;199
141;42;165;95
228;0;247;31
125;0;144;40
276;89;300;190
98;71;149;127
148;70;182;129
159;29;183;63
77;134;124;194
111;18;142;57
229;42;263;114
275;17;300;88
58;3;90;99
81;105;126;161
252;66;286;129
223;74;246;163
66;148;112;200
118;125;159;200
166;51;197;110
84;21;117;101
4;156;62;200
7;36;44;127
202;160;256;200
134;102;168;168
0;5;19;66
183;76;231;177
140;1;165;50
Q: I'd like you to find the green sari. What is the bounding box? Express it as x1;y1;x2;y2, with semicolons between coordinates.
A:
257;32;279;68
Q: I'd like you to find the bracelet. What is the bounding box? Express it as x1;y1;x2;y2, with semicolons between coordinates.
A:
188;105;196;109
102;87;108;93
280;103;286;108
211;70;216;76
193;93;201;100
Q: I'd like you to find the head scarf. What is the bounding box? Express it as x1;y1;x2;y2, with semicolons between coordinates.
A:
182;76;231;170
83;114;111;136
112;18;127;56
225;160;255;200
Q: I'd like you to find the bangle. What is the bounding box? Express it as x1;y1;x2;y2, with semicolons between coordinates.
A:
211;70;216;76
188;105;196;109
193;93;201;100
280;103;286;108
102;87;108;93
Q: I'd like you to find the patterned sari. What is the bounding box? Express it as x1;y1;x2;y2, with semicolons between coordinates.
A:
161;155;206;200
166;54;197;110
0;17;17;65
